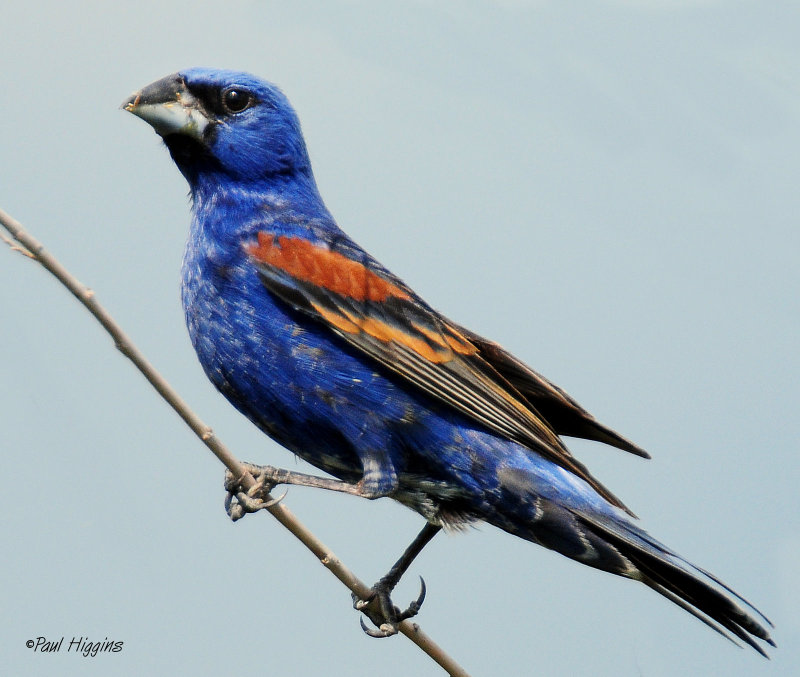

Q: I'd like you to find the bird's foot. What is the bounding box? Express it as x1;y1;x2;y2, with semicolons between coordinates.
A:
353;576;426;638
224;463;287;521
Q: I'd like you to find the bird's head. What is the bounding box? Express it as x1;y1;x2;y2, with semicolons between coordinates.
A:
123;68;313;187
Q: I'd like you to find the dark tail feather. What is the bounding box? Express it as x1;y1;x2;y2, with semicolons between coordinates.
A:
579;513;775;656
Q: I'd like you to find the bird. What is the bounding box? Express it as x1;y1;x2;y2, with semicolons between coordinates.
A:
123;67;774;654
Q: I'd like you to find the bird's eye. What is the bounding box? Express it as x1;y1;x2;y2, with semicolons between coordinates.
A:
221;87;253;114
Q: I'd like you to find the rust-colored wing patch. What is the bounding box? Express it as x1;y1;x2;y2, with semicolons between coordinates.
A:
246;233;411;303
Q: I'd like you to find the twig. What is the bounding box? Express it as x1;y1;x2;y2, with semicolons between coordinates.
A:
0;206;472;677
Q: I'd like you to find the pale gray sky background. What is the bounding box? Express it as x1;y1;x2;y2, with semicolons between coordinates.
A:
2;2;798;675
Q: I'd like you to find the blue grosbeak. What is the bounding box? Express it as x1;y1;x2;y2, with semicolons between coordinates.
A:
123;68;773;653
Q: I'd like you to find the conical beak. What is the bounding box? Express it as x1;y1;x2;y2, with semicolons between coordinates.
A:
122;72;209;139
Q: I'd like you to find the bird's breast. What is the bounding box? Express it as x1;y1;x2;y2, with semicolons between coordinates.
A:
179;237;403;477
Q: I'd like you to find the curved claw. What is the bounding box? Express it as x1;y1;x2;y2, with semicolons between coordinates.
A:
359;616;398;638
393;576;426;622
262;488;288;508
415;576;427;609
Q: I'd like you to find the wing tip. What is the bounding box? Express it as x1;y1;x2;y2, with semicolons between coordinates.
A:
584;420;651;459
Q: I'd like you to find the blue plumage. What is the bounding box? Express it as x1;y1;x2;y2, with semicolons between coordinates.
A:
123;67;773;654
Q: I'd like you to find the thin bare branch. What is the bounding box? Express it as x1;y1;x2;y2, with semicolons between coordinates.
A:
0;206;472;677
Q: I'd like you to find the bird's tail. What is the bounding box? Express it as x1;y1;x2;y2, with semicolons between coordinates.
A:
487;455;774;655
561;508;775;655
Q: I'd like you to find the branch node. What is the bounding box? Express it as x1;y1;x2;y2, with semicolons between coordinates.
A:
1;232;36;258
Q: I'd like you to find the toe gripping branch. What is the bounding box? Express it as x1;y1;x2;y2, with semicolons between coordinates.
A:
224;463;287;521
354;576;427;638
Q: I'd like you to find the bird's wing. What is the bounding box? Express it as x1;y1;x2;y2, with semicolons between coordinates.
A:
246;232;636;514
449;324;650;458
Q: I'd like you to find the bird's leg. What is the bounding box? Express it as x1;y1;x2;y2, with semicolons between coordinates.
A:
225;463;439;635
354;522;442;637
224;462;386;520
